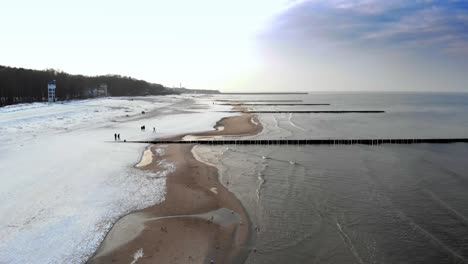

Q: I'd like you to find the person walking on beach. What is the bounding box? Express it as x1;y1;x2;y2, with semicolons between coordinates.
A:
114;133;117;141
153;127;156;133
117;134;120;140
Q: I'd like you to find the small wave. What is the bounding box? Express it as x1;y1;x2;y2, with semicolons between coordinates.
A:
422;158;468;186
260;155;301;166
423;189;468;228
336;222;365;264
256;172;265;202
272;115;280;129
250;116;259;126
288;113;306;131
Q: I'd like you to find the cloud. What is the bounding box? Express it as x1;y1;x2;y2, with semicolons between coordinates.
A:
328;0;408;14
262;0;468;56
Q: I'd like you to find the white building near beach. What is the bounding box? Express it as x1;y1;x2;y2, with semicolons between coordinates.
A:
48;80;56;102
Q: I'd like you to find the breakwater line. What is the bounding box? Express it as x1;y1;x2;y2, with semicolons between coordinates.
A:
219;103;331;106
121;138;468;145
221;92;308;95
215;100;303;102
219;110;386;114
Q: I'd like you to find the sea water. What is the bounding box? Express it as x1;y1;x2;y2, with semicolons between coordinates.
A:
199;92;468;264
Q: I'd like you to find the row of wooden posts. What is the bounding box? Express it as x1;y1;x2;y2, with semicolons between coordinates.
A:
129;138;468;145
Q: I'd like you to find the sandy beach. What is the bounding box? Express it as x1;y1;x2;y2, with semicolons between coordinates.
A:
164;111;262;141
88;113;262;264
188;113;262;139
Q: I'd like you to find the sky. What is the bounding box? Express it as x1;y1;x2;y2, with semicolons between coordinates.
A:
1;0;468;92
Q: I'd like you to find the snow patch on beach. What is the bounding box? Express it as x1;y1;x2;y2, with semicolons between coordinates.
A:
136;148;153;168
149;160;176;178
0;96;234;264
130;248;144;264
154;147;166;156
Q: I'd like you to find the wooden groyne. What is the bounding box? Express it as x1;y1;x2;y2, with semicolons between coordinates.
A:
221;110;386;114
126;138;468;145
221;92;308;95
219;103;330;106
215;100;303;102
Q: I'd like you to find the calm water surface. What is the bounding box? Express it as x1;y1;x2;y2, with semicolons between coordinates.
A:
200;93;468;263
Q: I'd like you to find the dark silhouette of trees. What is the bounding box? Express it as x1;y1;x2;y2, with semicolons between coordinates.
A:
0;65;176;106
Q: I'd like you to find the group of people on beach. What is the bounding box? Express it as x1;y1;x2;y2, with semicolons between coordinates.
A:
140;125;157;133
114;125;157;141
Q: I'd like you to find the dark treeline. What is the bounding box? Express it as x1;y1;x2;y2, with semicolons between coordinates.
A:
171;87;220;94
0;65;177;106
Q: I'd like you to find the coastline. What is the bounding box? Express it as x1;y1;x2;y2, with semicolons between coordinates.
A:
163;112;262;141
88;112;262;263
187;113;262;139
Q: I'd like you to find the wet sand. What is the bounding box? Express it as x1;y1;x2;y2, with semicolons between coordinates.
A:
88;113;262;264
162;111;262;141
188;113;262;139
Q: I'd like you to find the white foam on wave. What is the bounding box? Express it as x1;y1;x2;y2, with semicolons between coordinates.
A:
250;116;259;126
288;113;306;131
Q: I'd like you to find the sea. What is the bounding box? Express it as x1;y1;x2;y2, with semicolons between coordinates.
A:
196;92;468;264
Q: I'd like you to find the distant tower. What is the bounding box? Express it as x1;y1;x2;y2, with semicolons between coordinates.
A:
48;80;56;102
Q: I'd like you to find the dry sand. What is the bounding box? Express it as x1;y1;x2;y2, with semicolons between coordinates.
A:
88;113;262;264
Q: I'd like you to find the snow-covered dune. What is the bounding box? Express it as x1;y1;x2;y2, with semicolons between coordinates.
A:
0;96;234;263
